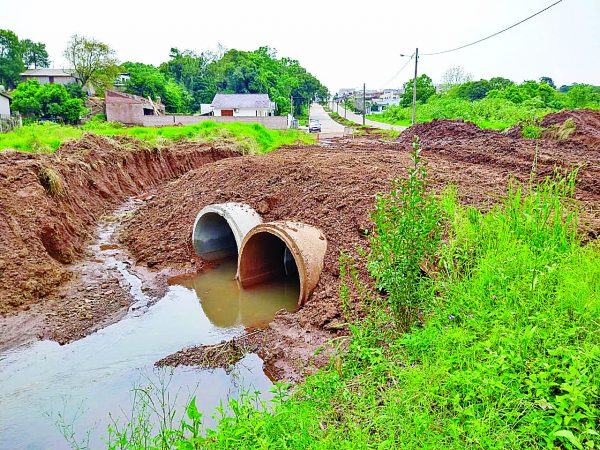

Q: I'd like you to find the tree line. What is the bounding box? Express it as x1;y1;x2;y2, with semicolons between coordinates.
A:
1;29;329;123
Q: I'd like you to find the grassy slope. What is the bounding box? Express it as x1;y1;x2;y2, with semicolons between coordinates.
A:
107;178;599;449
0;121;315;154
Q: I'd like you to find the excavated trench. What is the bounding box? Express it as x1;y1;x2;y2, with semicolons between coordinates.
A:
1;200;327;448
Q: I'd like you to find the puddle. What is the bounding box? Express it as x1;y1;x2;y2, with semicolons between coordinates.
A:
0;246;299;448
171;258;300;328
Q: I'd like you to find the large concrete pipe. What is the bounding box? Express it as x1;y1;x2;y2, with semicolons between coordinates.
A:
238;221;327;306
192;203;262;261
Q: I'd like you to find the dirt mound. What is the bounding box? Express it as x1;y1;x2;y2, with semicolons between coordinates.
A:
541;109;600;147
398;119;502;145
0;135;238;314
123;130;600;380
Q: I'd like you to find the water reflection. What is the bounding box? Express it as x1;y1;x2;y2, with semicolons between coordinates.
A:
173;259;299;328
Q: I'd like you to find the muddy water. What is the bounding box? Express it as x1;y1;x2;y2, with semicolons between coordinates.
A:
172;258;300;329
0;252;299;448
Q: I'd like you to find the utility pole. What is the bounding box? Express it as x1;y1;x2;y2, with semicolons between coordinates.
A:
411;47;419;125
290;95;293;119
362;83;366;126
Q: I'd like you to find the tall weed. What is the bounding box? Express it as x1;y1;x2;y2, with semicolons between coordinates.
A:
368;136;442;330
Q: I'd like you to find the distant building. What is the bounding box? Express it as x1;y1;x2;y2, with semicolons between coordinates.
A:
211;94;276;117
0;92;11;118
114;73;131;92
337;88;357;98
20;68;80;86
105;90;165;125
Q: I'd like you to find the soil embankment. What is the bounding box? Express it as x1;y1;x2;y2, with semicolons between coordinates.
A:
0;135;238;316
125;109;600;381
1;110;598;381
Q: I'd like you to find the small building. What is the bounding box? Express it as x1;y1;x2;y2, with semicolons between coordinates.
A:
105;90;165;125
20;68;80;86
0;92;11;118
211;93;276;117
113;73;131;92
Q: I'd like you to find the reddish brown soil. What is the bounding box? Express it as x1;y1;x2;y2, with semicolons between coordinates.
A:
1;110;598;382
122;111;600;381
0;135;238;315
541;109;600;147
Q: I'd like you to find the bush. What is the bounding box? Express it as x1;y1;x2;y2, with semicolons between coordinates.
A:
368;136;441;329
10;79;86;124
372;78;599;130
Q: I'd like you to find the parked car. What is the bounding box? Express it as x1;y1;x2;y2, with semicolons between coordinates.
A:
309;119;321;133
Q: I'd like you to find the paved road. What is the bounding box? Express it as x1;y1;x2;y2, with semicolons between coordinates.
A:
308;103;346;137
331;103;407;132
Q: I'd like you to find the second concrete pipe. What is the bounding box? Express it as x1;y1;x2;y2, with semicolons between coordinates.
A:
238;221;327;307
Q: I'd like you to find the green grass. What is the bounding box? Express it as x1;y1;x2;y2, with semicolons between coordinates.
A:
368;96;561;130
104;173;599;449
0;120;315;154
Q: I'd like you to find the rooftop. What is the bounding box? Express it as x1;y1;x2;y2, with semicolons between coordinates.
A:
21;68;78;78
211;93;274;109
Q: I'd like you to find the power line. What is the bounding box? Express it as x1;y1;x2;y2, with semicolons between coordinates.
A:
421;0;563;56
381;52;415;87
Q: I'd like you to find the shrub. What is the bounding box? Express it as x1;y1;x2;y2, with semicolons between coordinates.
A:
368;136;441;329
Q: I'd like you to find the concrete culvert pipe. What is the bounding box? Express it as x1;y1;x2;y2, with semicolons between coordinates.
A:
192;203;262;261
238;221;327;307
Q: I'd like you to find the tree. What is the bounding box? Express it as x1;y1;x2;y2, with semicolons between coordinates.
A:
441;66;472;90
489;77;514;90
539;76;556;89
21;39;49;69
455;80;492;101
63;34;119;88
11;79;42;116
0;29;25;88
565;84;600;108
401;74;436;107
11;79;85;123
123;62;191;113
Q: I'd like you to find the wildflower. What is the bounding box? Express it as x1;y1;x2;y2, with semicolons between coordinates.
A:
492;295;497;299
448;315;455;320
411;364;416;368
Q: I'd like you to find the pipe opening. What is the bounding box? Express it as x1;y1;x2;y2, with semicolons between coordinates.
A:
239;232;300;289
193;212;237;261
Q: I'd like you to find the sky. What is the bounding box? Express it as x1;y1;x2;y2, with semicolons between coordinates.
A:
2;0;599;93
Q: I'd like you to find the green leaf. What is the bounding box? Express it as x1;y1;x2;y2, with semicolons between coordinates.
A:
553;430;583;450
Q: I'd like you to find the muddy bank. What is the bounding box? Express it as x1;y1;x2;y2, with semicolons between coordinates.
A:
0;135;239;315
124;111;600;381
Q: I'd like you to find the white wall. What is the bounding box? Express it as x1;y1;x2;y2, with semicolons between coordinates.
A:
214;108;274;117
0;96;10;116
23;76;77;86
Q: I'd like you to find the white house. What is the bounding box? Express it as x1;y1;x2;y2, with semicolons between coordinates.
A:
0;92;11;118
211;93;276;117
21;68;80;86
